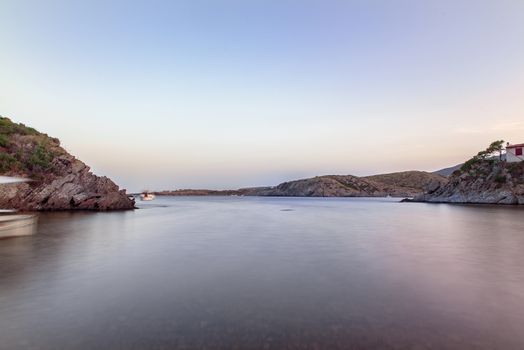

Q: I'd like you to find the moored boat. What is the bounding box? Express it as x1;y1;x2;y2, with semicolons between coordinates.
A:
0;177;38;238
0;212;38;238
140;192;156;201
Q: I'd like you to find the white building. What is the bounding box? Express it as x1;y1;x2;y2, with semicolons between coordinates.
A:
506;143;524;163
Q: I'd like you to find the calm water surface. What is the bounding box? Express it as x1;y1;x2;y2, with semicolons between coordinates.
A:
1;197;524;349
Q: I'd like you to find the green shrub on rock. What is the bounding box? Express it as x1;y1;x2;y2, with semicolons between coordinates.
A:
0;134;8;147
0;116;39;136
27;144;53;170
0;153;17;173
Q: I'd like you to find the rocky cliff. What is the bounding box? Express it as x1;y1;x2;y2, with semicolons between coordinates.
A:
0;117;135;211
412;159;524;204
242;171;447;197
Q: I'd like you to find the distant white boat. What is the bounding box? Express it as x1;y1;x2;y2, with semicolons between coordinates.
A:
140;192;156;201
0;176;37;239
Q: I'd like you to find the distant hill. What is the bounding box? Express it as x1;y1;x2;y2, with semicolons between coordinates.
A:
238;171;447;198
154;171;447;198
156;189;242;196
433;155;508;177
0;116;134;211
364;171;447;193
433;164;463;177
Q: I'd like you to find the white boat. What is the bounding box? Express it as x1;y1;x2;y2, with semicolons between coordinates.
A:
140;192;156;201
0;213;38;238
0;176;30;184
0;177;38;239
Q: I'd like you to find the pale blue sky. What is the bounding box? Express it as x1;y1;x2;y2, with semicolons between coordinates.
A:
1;0;523;191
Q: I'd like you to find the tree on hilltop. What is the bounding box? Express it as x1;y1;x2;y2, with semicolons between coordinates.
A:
476;140;505;160
461;140;505;172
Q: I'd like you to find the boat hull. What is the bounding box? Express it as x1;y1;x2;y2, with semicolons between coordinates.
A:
0;215;38;239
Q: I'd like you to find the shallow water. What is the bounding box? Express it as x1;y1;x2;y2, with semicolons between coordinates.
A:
1;197;524;349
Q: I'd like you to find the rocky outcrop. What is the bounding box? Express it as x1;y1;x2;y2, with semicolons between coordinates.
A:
412;159;524;204
0;117;135;211
240;171;447;198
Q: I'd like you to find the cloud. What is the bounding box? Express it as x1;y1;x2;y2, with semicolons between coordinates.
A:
492;121;524;132
453;127;484;134
453;120;524;134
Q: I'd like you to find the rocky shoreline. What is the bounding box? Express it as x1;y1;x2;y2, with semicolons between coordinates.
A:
0;117;135;211
410;159;524;205
4;117;522;208
0;156;136;211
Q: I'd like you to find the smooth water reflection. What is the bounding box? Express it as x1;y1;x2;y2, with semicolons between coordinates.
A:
1;197;524;349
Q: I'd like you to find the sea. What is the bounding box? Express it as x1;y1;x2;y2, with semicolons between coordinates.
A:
1;196;523;349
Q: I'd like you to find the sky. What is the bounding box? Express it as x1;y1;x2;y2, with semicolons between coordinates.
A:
1;0;523;191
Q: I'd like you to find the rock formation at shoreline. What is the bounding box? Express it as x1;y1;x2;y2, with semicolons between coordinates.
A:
411;159;524;204
0;117;135;211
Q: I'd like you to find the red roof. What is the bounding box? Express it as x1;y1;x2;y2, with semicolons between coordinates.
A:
507;143;524;148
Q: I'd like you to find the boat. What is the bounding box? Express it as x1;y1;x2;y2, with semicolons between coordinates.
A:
0;177;38;238
140;192;156;201
0;211;38;238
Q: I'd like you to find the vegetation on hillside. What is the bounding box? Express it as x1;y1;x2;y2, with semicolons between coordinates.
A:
0;116;39;136
0;116;61;176
452;140;524;189
458;140;505;174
